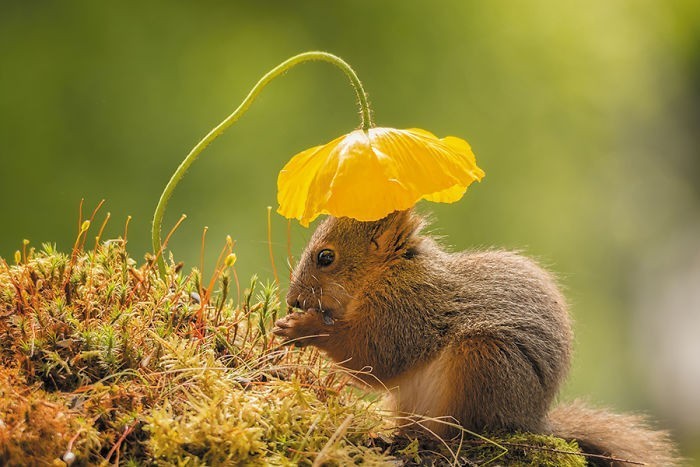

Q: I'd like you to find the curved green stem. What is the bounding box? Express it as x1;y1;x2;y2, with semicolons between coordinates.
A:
152;51;372;277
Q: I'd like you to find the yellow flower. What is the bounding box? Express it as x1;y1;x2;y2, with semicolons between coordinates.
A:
277;127;485;226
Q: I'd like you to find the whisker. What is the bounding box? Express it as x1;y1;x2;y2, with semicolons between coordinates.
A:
329;281;357;300
327;294;342;307
333;282;348;292
318;285;325;313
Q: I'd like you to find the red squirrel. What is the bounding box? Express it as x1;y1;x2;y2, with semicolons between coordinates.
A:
273;210;679;466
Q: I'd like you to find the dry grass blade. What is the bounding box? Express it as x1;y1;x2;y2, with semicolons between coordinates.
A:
312;414;354;467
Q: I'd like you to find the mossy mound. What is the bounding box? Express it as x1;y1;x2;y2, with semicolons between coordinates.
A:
0;238;587;465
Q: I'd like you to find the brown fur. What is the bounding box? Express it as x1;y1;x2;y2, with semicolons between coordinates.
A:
547;400;680;466
273;210;680;465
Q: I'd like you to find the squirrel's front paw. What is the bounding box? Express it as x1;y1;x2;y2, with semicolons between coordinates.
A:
272;309;328;347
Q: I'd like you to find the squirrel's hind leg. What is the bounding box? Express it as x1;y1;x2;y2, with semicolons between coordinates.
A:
443;336;552;433
387;336;551;438
384;351;462;438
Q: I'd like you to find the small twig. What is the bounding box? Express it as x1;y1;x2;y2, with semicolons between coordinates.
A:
67;430;83;450
105;422;138;465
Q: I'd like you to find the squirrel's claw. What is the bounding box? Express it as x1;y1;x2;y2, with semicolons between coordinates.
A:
272;309;329;347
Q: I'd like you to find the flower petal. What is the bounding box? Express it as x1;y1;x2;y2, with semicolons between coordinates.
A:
276;127;485;226
322;131;415;221
367;128;483;205
277;134;345;225
423;184;468;203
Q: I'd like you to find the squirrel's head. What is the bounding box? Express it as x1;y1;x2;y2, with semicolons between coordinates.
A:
287;209;426;317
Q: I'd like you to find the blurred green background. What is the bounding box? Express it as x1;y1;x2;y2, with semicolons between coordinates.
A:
2;1;699;462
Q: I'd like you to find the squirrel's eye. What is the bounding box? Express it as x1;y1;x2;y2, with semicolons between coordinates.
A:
317;249;335;267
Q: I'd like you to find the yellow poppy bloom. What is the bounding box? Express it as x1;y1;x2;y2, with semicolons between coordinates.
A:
277;127;485;226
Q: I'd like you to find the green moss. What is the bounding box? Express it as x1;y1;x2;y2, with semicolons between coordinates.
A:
469;432;587;467
0;238;588;465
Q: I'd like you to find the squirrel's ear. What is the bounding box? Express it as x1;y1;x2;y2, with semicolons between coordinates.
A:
370;210;423;259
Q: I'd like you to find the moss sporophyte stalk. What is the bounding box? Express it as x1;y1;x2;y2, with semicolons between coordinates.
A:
151;51;484;276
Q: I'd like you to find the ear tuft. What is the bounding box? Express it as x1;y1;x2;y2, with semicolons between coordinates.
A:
370;210;424;258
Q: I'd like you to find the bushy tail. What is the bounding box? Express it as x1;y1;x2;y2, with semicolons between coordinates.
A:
546;400;681;466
